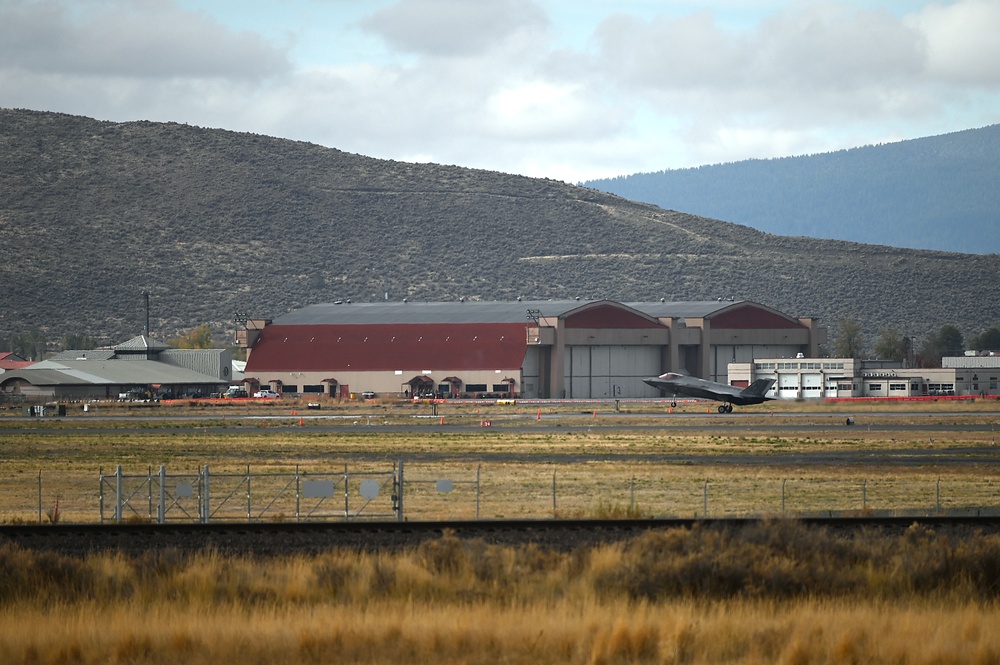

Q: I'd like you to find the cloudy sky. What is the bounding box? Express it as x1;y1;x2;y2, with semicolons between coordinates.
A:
2;0;998;182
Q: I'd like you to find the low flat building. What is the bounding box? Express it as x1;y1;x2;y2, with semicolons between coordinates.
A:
944;353;1000;396
0;336;230;401
729;357;961;399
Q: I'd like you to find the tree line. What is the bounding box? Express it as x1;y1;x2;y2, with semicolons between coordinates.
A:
0;325;225;361
4;322;998;367
833;320;1000;367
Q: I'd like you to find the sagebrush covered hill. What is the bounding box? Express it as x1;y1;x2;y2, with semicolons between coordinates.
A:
2;109;997;347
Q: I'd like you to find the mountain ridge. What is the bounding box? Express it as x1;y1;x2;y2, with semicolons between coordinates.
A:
581;125;1000;255
1;108;998;351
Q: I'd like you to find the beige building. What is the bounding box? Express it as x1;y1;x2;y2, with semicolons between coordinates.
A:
729;357;964;399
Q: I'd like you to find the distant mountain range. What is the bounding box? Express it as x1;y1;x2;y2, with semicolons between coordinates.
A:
2;109;999;353
581;125;1000;255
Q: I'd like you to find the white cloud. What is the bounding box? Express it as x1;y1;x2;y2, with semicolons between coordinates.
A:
0;0;995;182
0;0;290;79
360;0;549;57
914;0;1000;86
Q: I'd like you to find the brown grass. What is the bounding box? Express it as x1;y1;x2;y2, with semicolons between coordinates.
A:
2;521;1000;664
2;400;1000;522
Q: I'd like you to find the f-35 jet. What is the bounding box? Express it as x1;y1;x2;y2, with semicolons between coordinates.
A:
643;372;776;413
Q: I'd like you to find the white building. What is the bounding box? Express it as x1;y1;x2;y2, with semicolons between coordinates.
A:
944;353;1000;396
729;357;961;399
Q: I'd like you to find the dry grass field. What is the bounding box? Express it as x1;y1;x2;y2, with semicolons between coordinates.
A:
2;398;999;523
3;521;1000;664
3;400;1000;663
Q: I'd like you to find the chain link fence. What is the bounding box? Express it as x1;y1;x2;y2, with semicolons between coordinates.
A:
4;463;999;524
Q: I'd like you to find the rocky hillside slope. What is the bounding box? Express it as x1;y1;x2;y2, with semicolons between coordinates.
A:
2;109;997;349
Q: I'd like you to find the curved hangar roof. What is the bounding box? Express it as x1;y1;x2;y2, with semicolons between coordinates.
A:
247;300;806;373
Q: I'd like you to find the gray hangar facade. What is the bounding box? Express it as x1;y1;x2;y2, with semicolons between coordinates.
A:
242;300;826;399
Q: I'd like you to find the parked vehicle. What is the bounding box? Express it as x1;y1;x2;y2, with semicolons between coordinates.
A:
253;389;280;398
361;391;376;399
225;387;249;398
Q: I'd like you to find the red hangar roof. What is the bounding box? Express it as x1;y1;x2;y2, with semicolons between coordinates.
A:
246;322;531;372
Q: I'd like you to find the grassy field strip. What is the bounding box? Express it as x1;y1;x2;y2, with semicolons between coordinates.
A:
4;521;1000;664
4;459;998;524
3;405;998;522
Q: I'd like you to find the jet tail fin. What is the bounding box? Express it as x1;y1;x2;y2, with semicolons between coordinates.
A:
740;378;775;398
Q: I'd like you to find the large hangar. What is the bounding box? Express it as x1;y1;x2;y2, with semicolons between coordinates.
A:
242;300;825;399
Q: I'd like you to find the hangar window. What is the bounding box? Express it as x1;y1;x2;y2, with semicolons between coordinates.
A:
889;383;907;391
823;362;845;369
492;384;511;393
755;363;775;370
466;384;487;392
303;385;324;393
284;385;299;393
868;383;883;391
837;383;854;391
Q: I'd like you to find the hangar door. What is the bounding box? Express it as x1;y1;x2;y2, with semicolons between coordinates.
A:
565;345;660;398
801;373;823;400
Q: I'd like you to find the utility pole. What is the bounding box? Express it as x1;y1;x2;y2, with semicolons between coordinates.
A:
141;291;150;337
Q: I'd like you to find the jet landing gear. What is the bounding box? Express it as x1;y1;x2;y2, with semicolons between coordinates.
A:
718;403;734;413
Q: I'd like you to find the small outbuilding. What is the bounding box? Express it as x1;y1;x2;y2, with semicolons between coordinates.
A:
0;336;231;401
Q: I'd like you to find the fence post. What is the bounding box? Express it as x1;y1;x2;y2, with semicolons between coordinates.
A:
147;466;153;521
781;479;786;513
295;465;301;522
936;477;941;513
115;465;123;523
395;459;404;522
158;465;166;524
246;465;251;522
99;466;104;524
703;481;708;517
343;464;349;519
630;476;635;513
202;465;211;524
37;470;42;525
552;471;557;516
863;479;867;512
476;464;481;520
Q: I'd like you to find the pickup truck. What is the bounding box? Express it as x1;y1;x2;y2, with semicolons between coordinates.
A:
253;389;280;398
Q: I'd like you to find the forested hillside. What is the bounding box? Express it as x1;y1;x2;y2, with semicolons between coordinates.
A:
582;126;1000;255
2;109;999;353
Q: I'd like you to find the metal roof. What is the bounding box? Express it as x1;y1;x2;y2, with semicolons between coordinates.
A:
0;359;224;387
626;300;748;319
113;335;170;352
48;349;117;361
246;322;529;373
273;300;747;326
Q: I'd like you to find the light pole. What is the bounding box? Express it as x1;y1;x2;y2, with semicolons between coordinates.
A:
141;291;150;337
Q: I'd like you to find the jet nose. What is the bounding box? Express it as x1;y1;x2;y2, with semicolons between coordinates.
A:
642;377;657;387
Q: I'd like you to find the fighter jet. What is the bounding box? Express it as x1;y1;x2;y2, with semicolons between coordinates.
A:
643;372;776;413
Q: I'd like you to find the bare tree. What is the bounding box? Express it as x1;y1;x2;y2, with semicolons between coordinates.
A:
833;318;865;359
